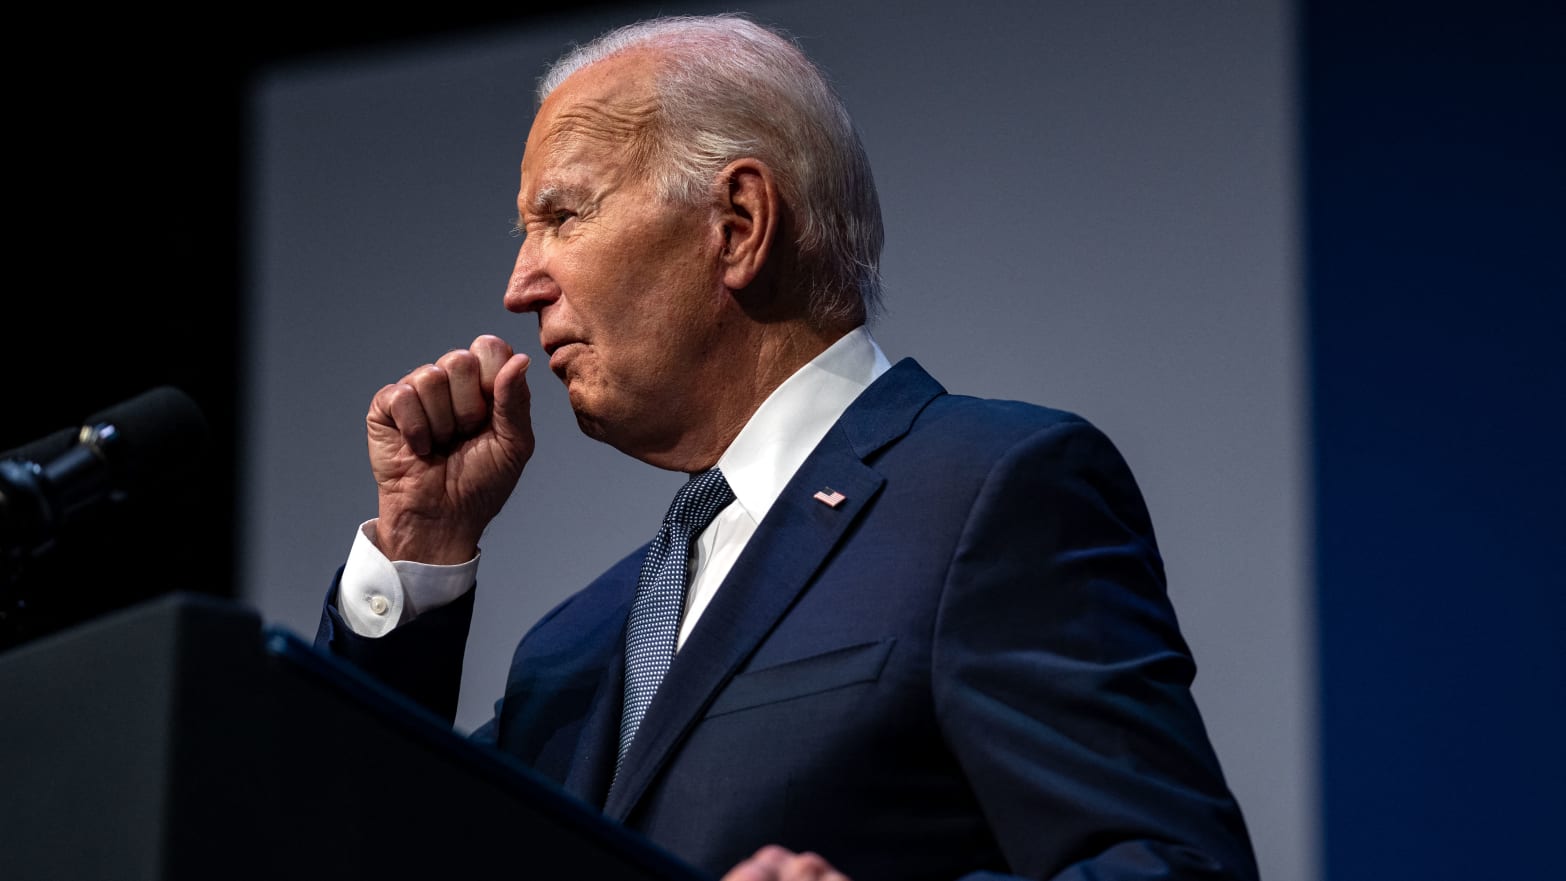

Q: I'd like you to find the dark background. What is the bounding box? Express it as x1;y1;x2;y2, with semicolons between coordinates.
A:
4;6;616;642
1302;1;1564;877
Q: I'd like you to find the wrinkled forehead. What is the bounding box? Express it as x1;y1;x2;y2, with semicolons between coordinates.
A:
532;99;653;162
521;52;662;182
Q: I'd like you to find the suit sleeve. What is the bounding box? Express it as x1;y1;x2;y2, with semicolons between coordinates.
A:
931;419;1259;881
315;568;477;725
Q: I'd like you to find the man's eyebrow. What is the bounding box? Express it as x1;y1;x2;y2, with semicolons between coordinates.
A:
523;183;588;217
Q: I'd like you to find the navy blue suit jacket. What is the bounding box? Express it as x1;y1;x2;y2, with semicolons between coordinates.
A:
318;359;1258;881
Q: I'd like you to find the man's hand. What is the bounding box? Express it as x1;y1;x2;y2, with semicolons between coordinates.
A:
367;334;534;563
721;846;852;881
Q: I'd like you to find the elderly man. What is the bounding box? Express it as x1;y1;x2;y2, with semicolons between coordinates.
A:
316;14;1258;881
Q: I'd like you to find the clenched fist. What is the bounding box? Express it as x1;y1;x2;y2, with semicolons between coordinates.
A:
366;334;534;563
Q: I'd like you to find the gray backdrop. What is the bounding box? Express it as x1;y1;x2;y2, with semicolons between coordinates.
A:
246;2;1308;879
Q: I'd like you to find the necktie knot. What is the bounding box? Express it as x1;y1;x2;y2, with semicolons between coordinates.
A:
663;467;736;537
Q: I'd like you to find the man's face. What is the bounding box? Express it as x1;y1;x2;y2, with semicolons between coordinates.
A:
505;52;731;463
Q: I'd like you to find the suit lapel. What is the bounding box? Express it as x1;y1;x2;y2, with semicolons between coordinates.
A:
562;640;626;805
601;359;945;821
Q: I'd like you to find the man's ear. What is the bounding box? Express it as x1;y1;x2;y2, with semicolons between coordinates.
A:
717;158;778;291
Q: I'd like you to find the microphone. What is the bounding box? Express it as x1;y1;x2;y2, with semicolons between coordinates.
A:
0;386;209;556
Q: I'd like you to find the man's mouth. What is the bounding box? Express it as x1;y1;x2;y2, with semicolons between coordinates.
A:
546;341;581;376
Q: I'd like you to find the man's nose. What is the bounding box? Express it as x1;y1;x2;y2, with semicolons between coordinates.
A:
503;240;558;314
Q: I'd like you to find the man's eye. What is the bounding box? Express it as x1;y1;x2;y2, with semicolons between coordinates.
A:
554;210;577;228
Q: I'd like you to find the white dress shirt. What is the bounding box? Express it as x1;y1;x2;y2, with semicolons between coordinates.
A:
338;327;891;645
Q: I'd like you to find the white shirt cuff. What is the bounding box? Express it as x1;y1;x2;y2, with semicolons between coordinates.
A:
337;519;479;638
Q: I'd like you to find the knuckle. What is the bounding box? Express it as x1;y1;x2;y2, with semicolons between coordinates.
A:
438;348;477;372
369;383;401;415
409;364;449;392
472;333;510;353
389;387;427;425
754;845;791;864
378;382;414;410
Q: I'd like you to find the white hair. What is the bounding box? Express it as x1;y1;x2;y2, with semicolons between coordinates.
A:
538;14;884;326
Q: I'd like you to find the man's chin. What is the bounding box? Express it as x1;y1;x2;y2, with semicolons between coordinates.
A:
568;392;627;448
566;387;603;434
569;402;678;468
571;407;609;443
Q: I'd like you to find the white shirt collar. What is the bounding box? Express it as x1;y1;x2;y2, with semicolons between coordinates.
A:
716;326;891;526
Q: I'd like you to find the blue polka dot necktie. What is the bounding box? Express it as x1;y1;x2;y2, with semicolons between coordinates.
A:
614;467;735;785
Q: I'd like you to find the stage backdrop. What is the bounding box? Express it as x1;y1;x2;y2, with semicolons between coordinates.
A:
245;3;1308;881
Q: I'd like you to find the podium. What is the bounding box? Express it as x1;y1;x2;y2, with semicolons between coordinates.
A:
0;593;710;881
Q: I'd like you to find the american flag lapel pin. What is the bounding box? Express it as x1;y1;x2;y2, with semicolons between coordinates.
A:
812;487;847;508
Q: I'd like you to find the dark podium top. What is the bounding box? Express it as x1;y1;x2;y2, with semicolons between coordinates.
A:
0;592;710;881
